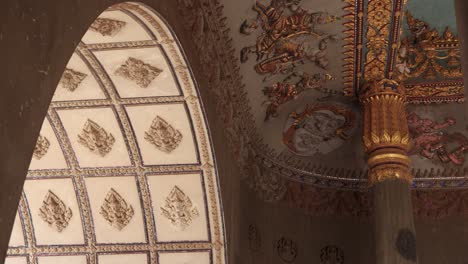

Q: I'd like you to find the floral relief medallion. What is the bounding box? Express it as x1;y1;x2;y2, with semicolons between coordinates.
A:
160;185;199;230
276;236;298;263
33;134;50;160
77;119;116;157
320;245;344;264
38;190;73;232
115;57;163;88
60;68;88;92
145;116;183;153
100;188;134;230
90;18;126;36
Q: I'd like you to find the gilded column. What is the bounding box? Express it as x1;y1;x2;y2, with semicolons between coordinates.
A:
359;79;418;263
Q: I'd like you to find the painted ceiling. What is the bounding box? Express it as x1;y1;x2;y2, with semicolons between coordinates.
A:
215;0;467;201
6;4;226;264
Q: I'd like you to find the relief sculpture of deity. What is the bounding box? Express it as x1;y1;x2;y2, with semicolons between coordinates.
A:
283;104;356;156
240;0;339;76
407;113;468;165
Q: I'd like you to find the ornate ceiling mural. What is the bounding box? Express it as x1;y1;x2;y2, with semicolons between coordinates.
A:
203;0;468;216
6;4;226;264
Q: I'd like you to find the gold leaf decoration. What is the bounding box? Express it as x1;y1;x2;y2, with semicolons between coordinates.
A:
100;188;134;230
77;119;115;157
60;68;87;92
144;116;182;153
115;57;163;88
33;134;50;160
39;191;73;232
160;186;199;230
90;18;126;36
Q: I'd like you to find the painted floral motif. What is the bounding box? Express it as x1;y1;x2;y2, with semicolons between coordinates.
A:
115;57;163;88
33;134;50;160
90;18;126;36
100;188;134;230
320;245;344;264
283;104;356;156
407;113;468;165
38;191;73;232
60;68;87;92
160;186;199;230
78;119;115;157
145;116;183;153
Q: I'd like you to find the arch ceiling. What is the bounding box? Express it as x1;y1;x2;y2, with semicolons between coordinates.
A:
6;3;226;264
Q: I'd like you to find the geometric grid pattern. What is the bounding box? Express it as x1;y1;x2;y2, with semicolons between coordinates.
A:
6;3;225;264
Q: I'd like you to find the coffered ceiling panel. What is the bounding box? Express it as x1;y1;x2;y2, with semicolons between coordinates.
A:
6;3;226;264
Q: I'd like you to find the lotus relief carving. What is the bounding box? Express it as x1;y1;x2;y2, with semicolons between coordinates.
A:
39;190;73;232
100;188;134;230
78;119;115;157
60;68;87;92
145;116;183;153
33;134;50;160
115;57;163;88
90;18;126;36
160;186;199;230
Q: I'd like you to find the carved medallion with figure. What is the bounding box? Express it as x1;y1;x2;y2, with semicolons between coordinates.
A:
283;104;356;156
320;245;344;264
78;119;115;157
276;236;298;263
33;134;50;160
160;186;199;230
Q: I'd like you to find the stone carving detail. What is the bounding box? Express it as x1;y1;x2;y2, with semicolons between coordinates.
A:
78;119;115;157
90;18;126;36
145;116;183;153
248;224;261;252
276;236;298;263
395;228;417;262
161;186;199;230
39;191;73;232
283;104;356;156
33;134;50;160
100;188;134;230
60;68;87;92
115;57;163;88
320;245;344;264
408;113;468;166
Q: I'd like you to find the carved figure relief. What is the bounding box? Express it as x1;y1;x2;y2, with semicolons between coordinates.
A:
90;18;126;36
283;104;356;156
60;68;87;92
115;57;163;88
160;186;199;230
407;113;468;165
39;190;73;232
240;0;339;75
276;236;298;263
100;188;134;230
78;119;116;157
33;134;50;160
263;72;334;120
320;245;344;264
248;224;262;252
145;116;183;153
